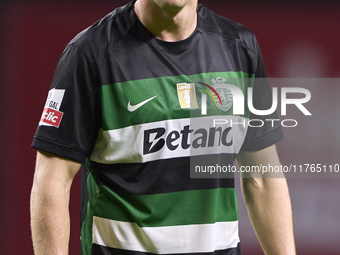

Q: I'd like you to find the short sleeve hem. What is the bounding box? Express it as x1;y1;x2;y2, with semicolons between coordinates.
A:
240;127;284;152
32;137;88;163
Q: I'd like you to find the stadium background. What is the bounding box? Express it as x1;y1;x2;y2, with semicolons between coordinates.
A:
0;0;339;254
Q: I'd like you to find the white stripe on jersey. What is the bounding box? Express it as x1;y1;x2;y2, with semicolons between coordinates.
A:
92;216;240;254
90;116;249;164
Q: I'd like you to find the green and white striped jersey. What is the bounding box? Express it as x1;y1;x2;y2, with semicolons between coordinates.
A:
32;1;283;254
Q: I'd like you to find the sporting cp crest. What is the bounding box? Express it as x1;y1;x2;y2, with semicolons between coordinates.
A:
211;77;233;112
176;83;199;109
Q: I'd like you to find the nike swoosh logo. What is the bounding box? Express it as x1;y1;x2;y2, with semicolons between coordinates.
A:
127;95;158;112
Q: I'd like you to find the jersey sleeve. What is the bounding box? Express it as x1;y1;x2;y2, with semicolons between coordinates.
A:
31;44;101;163
240;39;283;151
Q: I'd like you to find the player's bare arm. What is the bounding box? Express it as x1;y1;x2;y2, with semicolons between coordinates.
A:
30;150;80;255
237;144;296;255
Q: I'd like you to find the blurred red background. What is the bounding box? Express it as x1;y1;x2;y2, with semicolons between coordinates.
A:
0;0;339;254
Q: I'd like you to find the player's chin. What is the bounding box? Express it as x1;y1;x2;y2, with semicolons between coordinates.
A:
154;0;194;11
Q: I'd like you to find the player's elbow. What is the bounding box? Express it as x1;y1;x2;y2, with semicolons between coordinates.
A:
241;177;265;204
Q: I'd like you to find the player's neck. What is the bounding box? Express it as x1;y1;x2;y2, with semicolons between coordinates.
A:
134;0;198;42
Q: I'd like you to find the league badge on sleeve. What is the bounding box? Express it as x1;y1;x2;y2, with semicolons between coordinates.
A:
39;88;65;128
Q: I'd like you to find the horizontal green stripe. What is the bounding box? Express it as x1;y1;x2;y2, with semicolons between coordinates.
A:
100;71;254;130
94;187;238;227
